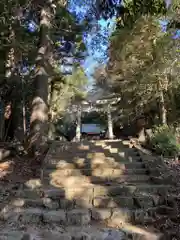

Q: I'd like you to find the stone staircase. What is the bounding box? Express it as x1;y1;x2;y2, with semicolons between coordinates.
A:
0;140;174;239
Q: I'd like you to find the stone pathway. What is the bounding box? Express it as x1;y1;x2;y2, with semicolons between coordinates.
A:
0;140;173;239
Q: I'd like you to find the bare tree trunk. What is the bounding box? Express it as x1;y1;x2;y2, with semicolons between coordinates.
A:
28;2;54;155
159;89;167;125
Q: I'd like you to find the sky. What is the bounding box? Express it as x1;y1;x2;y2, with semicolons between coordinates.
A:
159;19;180;39
68;1;116;89
83;17;116;88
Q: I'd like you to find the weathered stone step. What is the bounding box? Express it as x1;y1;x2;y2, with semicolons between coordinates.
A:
43;172;150;185
0;229;124;240
91;184;171;197
44;168;148;176
0;206;165;226
90;175;150;184
44;160;145;170
6;196;134;210
47;148;140;161
42;168;148;178
50;140;127;149
102;146;139;154
45;157;142;168
0;226;161;240
11;192;163;210
65;225;162;240
0;231;73;240
47;141;138;152
45;154;142;163
16;184;172;200
93;194;161;208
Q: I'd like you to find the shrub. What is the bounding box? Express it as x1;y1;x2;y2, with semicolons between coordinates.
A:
150;125;180;157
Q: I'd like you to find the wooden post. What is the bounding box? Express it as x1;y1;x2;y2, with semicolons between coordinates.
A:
107;104;114;139
76;105;81;141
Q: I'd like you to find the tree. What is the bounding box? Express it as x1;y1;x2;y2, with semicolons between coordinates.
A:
48;65;88;140
104;14;180;126
0;0;39;141
26;0;88;154
0;0;88;158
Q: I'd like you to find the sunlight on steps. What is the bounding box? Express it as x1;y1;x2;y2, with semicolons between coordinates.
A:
0;140;164;239
39;140;162;238
0;161;13;179
25;179;42;189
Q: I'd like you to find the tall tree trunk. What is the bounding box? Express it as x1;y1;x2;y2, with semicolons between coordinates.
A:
159;89;167;125
48;82;56;140
2;26;16;141
28;2;54;155
13;73;27;143
5;25;15;82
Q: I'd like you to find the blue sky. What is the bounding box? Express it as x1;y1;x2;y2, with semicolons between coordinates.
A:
83;17;116;88
159;19;180;39
68;1;116;88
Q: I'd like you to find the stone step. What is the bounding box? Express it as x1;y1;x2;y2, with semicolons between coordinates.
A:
0;206;165;226
47;141;138;151
16;184;172;200
43;172;150;185
101;145;139;154
65;225;162;240
44;159;145;170
0;230;122;240
43;168;148;176
93;194;161;208
88;175;150;184
91;184;171;197
6;196;135;210
49;146;94;156
44;167;168;179
47;148;140;160
10;192;163;210
0;227;161;240
45;154;142;163
44;160;143;171
0;231;73;240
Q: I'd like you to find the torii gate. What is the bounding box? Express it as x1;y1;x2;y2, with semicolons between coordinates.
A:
70;94;120;141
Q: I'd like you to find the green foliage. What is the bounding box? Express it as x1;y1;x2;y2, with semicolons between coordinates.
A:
105;13;180;125
150;124;180;156
118;0;166;28
49;66;88;122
